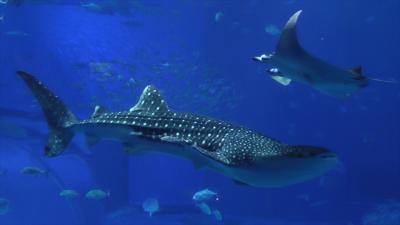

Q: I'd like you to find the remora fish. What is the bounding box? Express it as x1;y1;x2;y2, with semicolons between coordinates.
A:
17;71;338;187
253;10;369;97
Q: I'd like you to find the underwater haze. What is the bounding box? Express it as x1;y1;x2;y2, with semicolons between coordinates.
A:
0;0;399;225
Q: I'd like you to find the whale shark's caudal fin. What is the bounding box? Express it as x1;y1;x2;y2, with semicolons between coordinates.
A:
276;10;304;56
17;71;77;157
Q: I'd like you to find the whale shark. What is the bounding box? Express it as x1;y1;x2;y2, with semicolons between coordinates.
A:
253;10;369;97
17;71;338;187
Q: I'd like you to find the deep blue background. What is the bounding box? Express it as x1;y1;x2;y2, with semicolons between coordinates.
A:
0;1;399;224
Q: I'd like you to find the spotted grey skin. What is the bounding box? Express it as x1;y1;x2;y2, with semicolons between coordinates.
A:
18;71;338;187
75;96;289;167
253;10;368;97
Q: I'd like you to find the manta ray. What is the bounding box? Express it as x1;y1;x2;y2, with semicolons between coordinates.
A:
253;10;369;97
18;71;338;187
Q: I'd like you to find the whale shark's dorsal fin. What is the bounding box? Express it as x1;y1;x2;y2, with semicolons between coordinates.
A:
91;105;108;118
130;85;170;114
276;10;303;56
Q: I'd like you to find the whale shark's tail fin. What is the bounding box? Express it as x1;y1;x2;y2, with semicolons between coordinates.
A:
17;71;77;157
276;10;304;56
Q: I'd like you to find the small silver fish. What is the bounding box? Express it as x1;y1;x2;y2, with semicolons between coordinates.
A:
193;189;218;202
59;189;79;199
20;166;47;176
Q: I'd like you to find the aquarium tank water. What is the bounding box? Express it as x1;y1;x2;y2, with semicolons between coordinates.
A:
0;1;399;225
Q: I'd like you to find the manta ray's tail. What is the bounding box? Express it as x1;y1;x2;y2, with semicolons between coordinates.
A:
17;71;77;157
370;78;398;84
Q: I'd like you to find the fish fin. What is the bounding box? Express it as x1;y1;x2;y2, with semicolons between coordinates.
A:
90;105;108;118
193;144;233;165
276;10;304;56
17;71;77;157
349;66;362;75
232;179;250;186
129;85;170;114
271;75;292;86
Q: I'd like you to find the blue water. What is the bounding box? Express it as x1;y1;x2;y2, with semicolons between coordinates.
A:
0;1;399;225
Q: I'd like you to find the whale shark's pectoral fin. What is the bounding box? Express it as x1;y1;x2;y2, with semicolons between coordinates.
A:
193;144;233;166
276;10;304;56
271;75;292;86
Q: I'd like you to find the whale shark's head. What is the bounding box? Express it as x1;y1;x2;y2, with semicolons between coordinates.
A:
230;144;338;187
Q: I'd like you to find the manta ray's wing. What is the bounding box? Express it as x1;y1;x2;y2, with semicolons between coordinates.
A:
276;10;304;56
